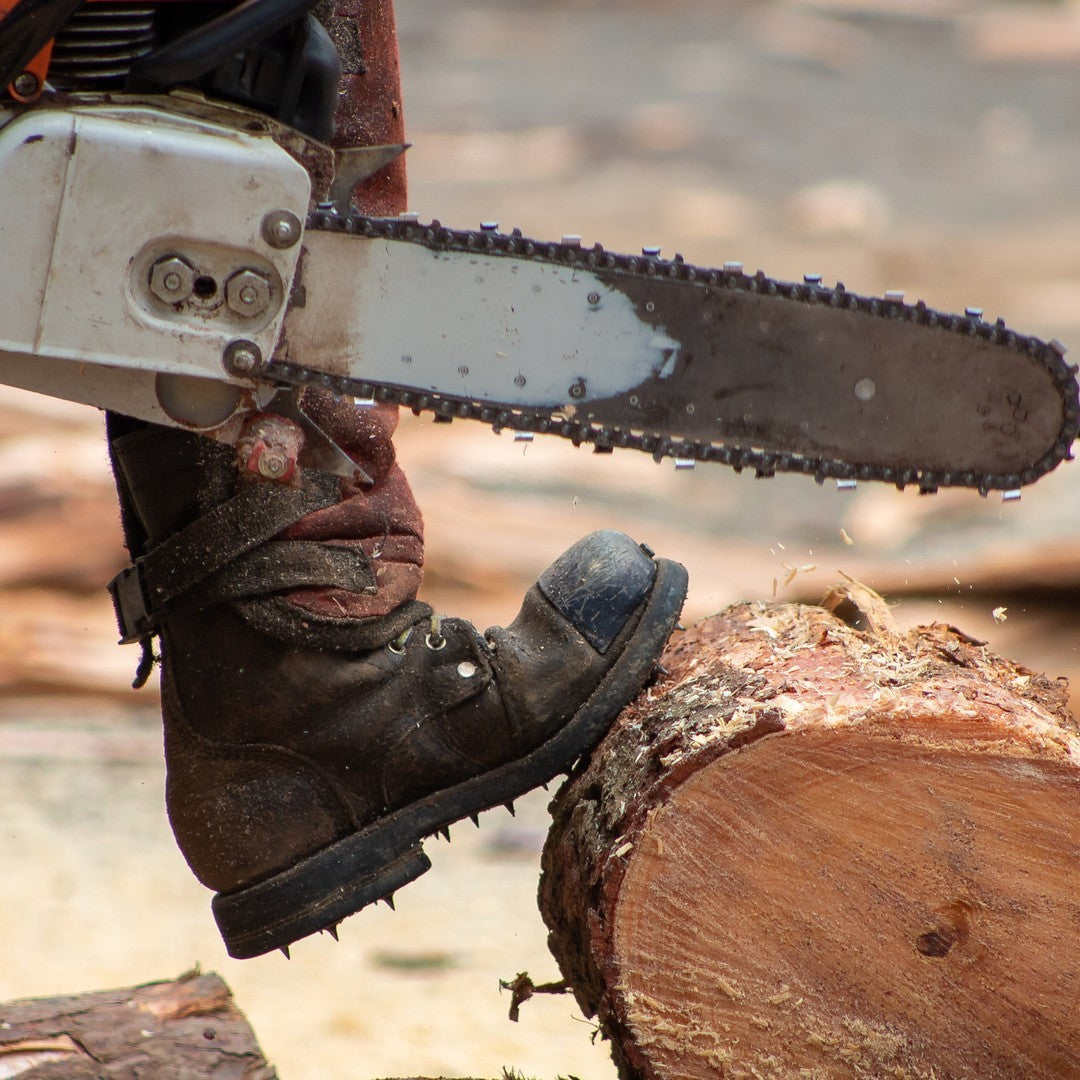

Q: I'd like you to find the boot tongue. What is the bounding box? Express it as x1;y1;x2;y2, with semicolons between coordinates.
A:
109;419;236;553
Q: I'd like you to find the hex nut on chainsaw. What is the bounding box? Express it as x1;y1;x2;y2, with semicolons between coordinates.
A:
225;269;272;318
149;255;196;304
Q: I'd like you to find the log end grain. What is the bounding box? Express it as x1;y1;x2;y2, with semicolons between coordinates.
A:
541;584;1080;1080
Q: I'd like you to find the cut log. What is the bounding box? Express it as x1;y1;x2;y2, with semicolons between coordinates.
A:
540;582;1080;1079
0;971;277;1079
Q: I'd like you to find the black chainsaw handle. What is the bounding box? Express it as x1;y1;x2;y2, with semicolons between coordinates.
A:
125;0;320;91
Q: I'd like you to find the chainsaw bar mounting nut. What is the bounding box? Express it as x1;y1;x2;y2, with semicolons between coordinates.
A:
149;255;196;305
226;269;273;318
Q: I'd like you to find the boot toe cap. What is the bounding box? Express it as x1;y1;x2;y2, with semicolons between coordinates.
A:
537;530;658;653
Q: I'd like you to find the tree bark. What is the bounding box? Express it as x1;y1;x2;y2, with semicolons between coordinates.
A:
0;971;277;1079
540;582;1080;1080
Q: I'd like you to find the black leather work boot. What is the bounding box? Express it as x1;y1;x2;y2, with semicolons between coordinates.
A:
107;410;687;958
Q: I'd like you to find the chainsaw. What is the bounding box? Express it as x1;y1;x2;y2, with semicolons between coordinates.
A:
1;0;1076;497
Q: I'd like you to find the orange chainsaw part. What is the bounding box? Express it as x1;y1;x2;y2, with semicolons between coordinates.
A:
1;0;190;101
1;0;51;100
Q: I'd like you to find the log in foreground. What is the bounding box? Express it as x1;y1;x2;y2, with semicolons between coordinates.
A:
540;583;1080;1079
0;970;276;1079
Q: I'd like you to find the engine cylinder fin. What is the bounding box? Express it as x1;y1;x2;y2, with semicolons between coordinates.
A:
47;3;158;89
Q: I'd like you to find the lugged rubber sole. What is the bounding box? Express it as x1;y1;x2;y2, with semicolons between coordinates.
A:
212;556;689;958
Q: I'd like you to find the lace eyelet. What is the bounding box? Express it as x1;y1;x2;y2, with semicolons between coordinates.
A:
425;632;447;651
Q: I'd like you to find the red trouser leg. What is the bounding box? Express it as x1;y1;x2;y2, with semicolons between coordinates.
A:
280;0;424;620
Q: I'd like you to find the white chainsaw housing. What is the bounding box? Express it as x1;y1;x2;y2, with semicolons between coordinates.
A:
0;102;310;428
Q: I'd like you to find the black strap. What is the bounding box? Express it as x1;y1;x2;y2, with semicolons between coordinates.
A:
108;475;339;645
190;540;377;608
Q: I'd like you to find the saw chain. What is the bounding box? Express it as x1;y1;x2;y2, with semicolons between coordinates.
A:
262;209;1079;495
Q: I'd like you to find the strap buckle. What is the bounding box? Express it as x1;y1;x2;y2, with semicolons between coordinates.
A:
107;562;156;645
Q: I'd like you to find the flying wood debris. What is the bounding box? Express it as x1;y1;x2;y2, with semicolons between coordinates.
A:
781;562;817;587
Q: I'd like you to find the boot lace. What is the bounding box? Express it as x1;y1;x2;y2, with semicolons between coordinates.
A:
388;613;447;654
425;613;446;650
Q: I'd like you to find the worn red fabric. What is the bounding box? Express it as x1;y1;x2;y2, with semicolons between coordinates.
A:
283;0;424;620
282;389;423;618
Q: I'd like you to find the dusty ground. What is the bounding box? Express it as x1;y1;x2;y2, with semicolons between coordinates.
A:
1;1;1078;1077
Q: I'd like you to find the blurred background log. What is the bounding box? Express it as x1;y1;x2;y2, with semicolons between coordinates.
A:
540;584;1080;1079
0;971;276;1079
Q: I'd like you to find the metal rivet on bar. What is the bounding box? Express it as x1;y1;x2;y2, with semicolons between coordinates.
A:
884;290;905;302
674;458;696;470
1001;489;1022;502
723;261;744;273
804;273;822;285
398;212;419;223
562;234;582;247
262;209;302;249
642;245;661;257
480;221;499;231
837;479;858;491
514;432;535;443
965;307;983;319
222;339;263;377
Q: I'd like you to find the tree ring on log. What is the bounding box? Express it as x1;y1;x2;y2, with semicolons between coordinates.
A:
616;726;1080;1078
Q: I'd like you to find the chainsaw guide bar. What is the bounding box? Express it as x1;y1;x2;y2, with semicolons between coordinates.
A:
267;210;1080;495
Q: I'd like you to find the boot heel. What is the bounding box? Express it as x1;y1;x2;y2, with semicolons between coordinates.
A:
212;841;432;959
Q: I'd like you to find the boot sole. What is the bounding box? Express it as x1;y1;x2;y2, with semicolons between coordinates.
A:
212;556;689;958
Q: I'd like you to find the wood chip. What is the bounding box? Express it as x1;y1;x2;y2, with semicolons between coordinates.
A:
782;562;817;587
